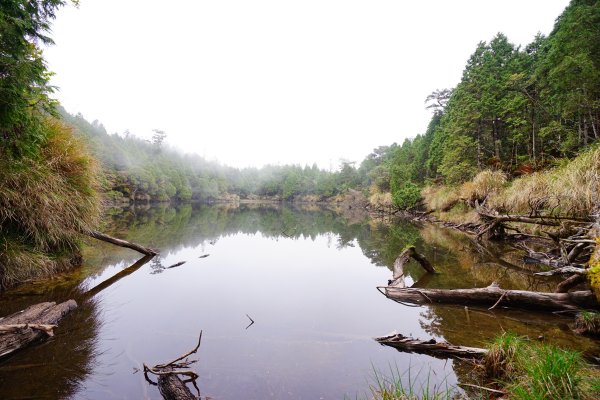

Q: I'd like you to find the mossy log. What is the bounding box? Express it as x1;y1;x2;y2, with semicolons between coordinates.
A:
375;333;487;358
380;282;598;311
0;300;77;358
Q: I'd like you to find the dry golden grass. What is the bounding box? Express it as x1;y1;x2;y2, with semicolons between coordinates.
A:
421;185;461;212
489;146;600;217
369;191;394;209
0;117;100;287
460;169;507;203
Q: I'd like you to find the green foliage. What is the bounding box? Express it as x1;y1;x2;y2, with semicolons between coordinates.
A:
0;0;72;156
387;0;600;186
391;182;421;209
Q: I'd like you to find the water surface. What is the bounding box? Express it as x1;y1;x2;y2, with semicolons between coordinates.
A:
0;203;597;399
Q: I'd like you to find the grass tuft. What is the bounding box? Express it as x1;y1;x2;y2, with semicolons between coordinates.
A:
0;117;100;287
367;364;456;400
483;332;522;378
461;169;507;204
574;311;600;337
483;332;598;400
421;185;461;212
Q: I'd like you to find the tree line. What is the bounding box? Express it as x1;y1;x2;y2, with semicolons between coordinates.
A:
382;0;599;207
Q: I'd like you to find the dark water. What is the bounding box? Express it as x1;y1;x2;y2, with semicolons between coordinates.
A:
0;203;598;399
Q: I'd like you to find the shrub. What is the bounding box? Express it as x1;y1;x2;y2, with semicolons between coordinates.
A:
392;182;422;209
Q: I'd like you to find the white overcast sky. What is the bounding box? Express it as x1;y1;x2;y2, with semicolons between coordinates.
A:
44;0;570;169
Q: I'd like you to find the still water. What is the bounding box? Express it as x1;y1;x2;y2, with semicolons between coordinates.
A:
0;203;598;399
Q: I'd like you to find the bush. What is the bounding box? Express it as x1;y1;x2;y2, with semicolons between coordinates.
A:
392;182;422;209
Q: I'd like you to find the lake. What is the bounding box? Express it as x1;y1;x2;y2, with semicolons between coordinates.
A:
0;203;597;399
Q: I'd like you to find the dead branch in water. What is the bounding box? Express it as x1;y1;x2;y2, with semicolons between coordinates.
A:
143;331;203;400
375;333;487;358
388;246;436;287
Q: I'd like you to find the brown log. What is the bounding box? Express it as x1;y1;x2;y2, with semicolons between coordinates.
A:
555;274;587;293
144;332;202;400
0;300;77;358
380;282;598;311
157;369;197;400
87;230;158;256
375;333;487;359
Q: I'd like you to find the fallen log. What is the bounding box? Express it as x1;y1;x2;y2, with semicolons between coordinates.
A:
0;300;77;358
144;331;202;400
379;282;598;311
87;230;158;256
375;333;487;359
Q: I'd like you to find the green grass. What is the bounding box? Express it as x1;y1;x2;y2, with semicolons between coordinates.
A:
483;332;600;400
365;333;600;400
367;364;456;400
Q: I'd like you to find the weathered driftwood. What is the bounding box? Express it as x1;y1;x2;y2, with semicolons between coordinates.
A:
144;332;202;400
375;333;487;359
389;247;436;287
87;230;158;256
380;282;598;311
0;300;77;358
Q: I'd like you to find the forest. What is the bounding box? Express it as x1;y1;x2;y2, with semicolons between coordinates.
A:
55;0;600;213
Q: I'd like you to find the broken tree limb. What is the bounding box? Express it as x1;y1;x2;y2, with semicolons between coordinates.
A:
555;274;587;293
375;333;487;359
389;247;436;287
87;230;158;256
379;282;599;311
0;300;77;358
534;266;588;276
144;331;202;400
